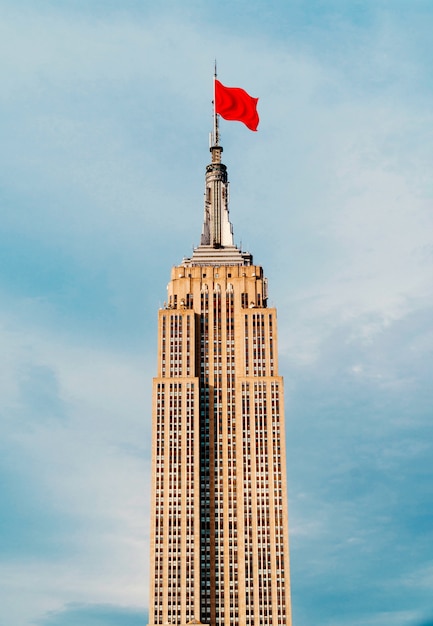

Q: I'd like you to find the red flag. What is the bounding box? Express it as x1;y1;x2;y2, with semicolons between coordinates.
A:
215;79;259;131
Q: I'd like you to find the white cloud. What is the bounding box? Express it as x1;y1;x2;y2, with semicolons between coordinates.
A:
0;315;151;624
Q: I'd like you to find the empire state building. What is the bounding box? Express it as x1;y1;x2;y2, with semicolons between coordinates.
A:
149;126;292;626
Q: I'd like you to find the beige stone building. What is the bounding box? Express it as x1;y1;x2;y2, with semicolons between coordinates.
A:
149;139;292;626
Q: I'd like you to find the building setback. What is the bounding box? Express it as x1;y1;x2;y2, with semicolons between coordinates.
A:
149;138;292;626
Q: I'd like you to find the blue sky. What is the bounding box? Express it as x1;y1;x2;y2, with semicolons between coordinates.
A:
1;1;432;625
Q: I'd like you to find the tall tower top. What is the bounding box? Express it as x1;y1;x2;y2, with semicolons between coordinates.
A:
182;142;253;267
201;144;232;248
183;69;257;267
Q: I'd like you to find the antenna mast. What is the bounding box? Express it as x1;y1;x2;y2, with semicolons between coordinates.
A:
213;60;219;146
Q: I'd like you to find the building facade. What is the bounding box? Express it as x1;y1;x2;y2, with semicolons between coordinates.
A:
149;142;292;626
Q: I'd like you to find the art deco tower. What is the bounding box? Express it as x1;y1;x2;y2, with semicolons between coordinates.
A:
149;133;292;626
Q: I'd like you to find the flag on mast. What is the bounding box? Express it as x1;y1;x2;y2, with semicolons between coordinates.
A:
214;79;259;132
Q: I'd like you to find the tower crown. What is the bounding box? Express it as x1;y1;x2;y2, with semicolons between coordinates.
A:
200;144;233;248
185;141;252;267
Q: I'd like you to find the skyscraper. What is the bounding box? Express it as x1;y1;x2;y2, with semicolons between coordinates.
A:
149;128;292;626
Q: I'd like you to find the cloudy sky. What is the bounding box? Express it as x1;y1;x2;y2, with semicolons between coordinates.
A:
1;1;433;625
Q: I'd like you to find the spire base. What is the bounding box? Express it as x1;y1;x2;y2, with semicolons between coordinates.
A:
184;245;253;267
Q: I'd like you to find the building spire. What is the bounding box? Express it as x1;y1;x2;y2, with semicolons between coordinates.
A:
200;142;233;248
196;62;232;248
184;70;253;266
